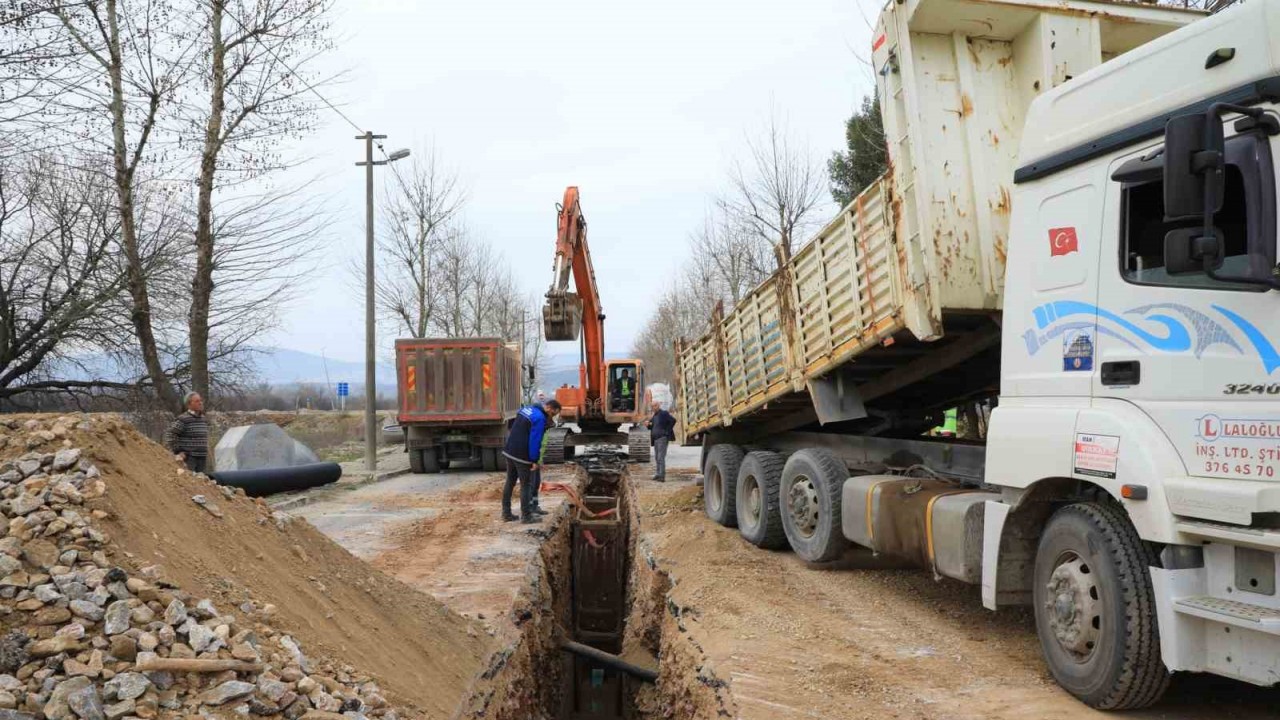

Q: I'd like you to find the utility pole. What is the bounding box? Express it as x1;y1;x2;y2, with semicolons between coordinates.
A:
355;132;409;473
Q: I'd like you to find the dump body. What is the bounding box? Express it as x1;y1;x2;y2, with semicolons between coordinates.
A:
395;338;522;471
678;0;1198;440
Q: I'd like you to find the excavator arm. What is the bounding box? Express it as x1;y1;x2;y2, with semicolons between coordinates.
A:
543;186;605;406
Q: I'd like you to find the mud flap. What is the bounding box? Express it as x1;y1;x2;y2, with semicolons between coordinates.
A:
982;500;1010;610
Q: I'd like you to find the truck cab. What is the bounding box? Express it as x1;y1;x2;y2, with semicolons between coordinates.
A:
992;0;1280;694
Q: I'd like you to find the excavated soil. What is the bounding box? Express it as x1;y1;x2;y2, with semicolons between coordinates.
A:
4;414;493;718
631;481;1280;720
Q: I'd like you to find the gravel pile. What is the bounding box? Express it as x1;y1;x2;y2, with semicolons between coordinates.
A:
0;416;403;720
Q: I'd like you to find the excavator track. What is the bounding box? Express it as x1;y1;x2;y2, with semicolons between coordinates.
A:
627;428;651;463
544;427;571;465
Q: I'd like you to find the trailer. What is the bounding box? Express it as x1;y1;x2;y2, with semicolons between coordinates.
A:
395;338;523;473
679;0;1280;709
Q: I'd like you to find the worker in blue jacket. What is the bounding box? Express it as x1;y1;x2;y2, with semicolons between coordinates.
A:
502;399;561;523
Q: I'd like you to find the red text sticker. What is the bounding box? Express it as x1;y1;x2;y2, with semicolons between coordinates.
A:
1049;227;1079;257
872;34;886;51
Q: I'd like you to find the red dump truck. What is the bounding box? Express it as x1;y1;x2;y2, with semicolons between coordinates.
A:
394;338;524;473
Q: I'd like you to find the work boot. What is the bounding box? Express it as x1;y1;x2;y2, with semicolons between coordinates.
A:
530;506;549;516
501;513;518;522
521;514;543;524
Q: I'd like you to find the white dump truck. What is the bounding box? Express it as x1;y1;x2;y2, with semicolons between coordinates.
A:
678;0;1280;708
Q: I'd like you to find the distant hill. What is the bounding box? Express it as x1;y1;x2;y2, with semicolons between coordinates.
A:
47;348;398;397
250;348;396;393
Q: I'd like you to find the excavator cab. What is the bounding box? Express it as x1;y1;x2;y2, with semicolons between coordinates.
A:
606;361;642;416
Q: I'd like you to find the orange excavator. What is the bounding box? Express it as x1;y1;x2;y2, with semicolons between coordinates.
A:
541;187;650;463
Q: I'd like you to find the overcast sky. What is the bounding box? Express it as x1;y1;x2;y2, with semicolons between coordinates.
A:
266;0;878;366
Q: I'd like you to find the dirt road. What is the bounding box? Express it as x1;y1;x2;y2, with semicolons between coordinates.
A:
289;459;578;644
632;478;1280;719
287;443;1279;719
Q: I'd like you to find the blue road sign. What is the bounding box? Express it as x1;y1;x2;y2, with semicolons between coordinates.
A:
337;382;349;397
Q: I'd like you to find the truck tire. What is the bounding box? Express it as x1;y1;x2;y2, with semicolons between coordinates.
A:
778;448;850;563
628;429;651;463
1033;502;1169;710
543;427;569;465
409;448;426;474
735;451;788;549
421;448;440;474
703;445;744;527
481;448;498;472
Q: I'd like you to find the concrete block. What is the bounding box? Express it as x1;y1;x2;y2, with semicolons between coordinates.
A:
214;424;319;472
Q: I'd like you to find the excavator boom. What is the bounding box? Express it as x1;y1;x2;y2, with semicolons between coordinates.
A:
543;187;605;406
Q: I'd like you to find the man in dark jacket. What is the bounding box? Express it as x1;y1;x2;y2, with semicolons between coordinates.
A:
165;392;210;473
502;399;561;523
645;401;676;482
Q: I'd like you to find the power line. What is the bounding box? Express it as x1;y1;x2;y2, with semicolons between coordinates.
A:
216;1;409;179
215;0;365;135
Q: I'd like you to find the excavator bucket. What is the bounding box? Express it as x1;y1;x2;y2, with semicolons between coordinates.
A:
543;292;582;342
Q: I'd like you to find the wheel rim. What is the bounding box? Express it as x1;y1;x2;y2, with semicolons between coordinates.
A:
708;467;723;512
1044;553;1102;662
742;475;761;530
787;474;820;538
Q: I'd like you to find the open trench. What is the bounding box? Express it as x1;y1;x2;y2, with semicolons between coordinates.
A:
458;456;732;720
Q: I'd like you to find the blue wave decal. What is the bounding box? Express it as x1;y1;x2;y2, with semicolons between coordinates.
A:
1132;303;1243;358
1035;301;1191;352
1213;305;1280;374
1028;301;1278;374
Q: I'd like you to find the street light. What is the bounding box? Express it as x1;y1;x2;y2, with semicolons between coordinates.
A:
355;133;409;473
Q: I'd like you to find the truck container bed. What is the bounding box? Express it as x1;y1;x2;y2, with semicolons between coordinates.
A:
396;338;522;424
395;338;523;472
678;0;1198;440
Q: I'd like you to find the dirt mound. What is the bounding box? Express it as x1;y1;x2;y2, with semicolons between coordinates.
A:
1;414;491;718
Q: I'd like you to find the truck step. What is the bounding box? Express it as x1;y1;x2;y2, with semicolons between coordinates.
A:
1174;596;1280;634
1175;520;1280;551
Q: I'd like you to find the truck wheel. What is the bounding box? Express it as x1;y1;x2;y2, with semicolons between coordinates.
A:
481;448;498;472
703;445;744;527
421;448;440;474
409;449;426;474
778;448;849;563
1033;502;1169;710
628;429;651;463
735;451;787;549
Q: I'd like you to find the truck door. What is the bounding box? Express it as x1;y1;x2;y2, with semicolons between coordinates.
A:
1095;127;1280;481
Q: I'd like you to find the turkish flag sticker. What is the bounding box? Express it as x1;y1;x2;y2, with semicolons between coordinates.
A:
1049;227;1079;257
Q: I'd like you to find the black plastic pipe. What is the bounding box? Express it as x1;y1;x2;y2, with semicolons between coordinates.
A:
559;639;658;683
208;462;342;497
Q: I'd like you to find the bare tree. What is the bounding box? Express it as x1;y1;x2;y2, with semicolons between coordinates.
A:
721;113;828;265
188;0;334;401
374;148;466;338
431;227;475;338
688;208;771;304
201;183;326;397
631;275;717;385
0;153;136;398
463;241;502;337
8;0;204;409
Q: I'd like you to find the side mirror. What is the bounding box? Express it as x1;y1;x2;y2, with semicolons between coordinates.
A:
1164;227;1224;275
1163;113;1225;221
